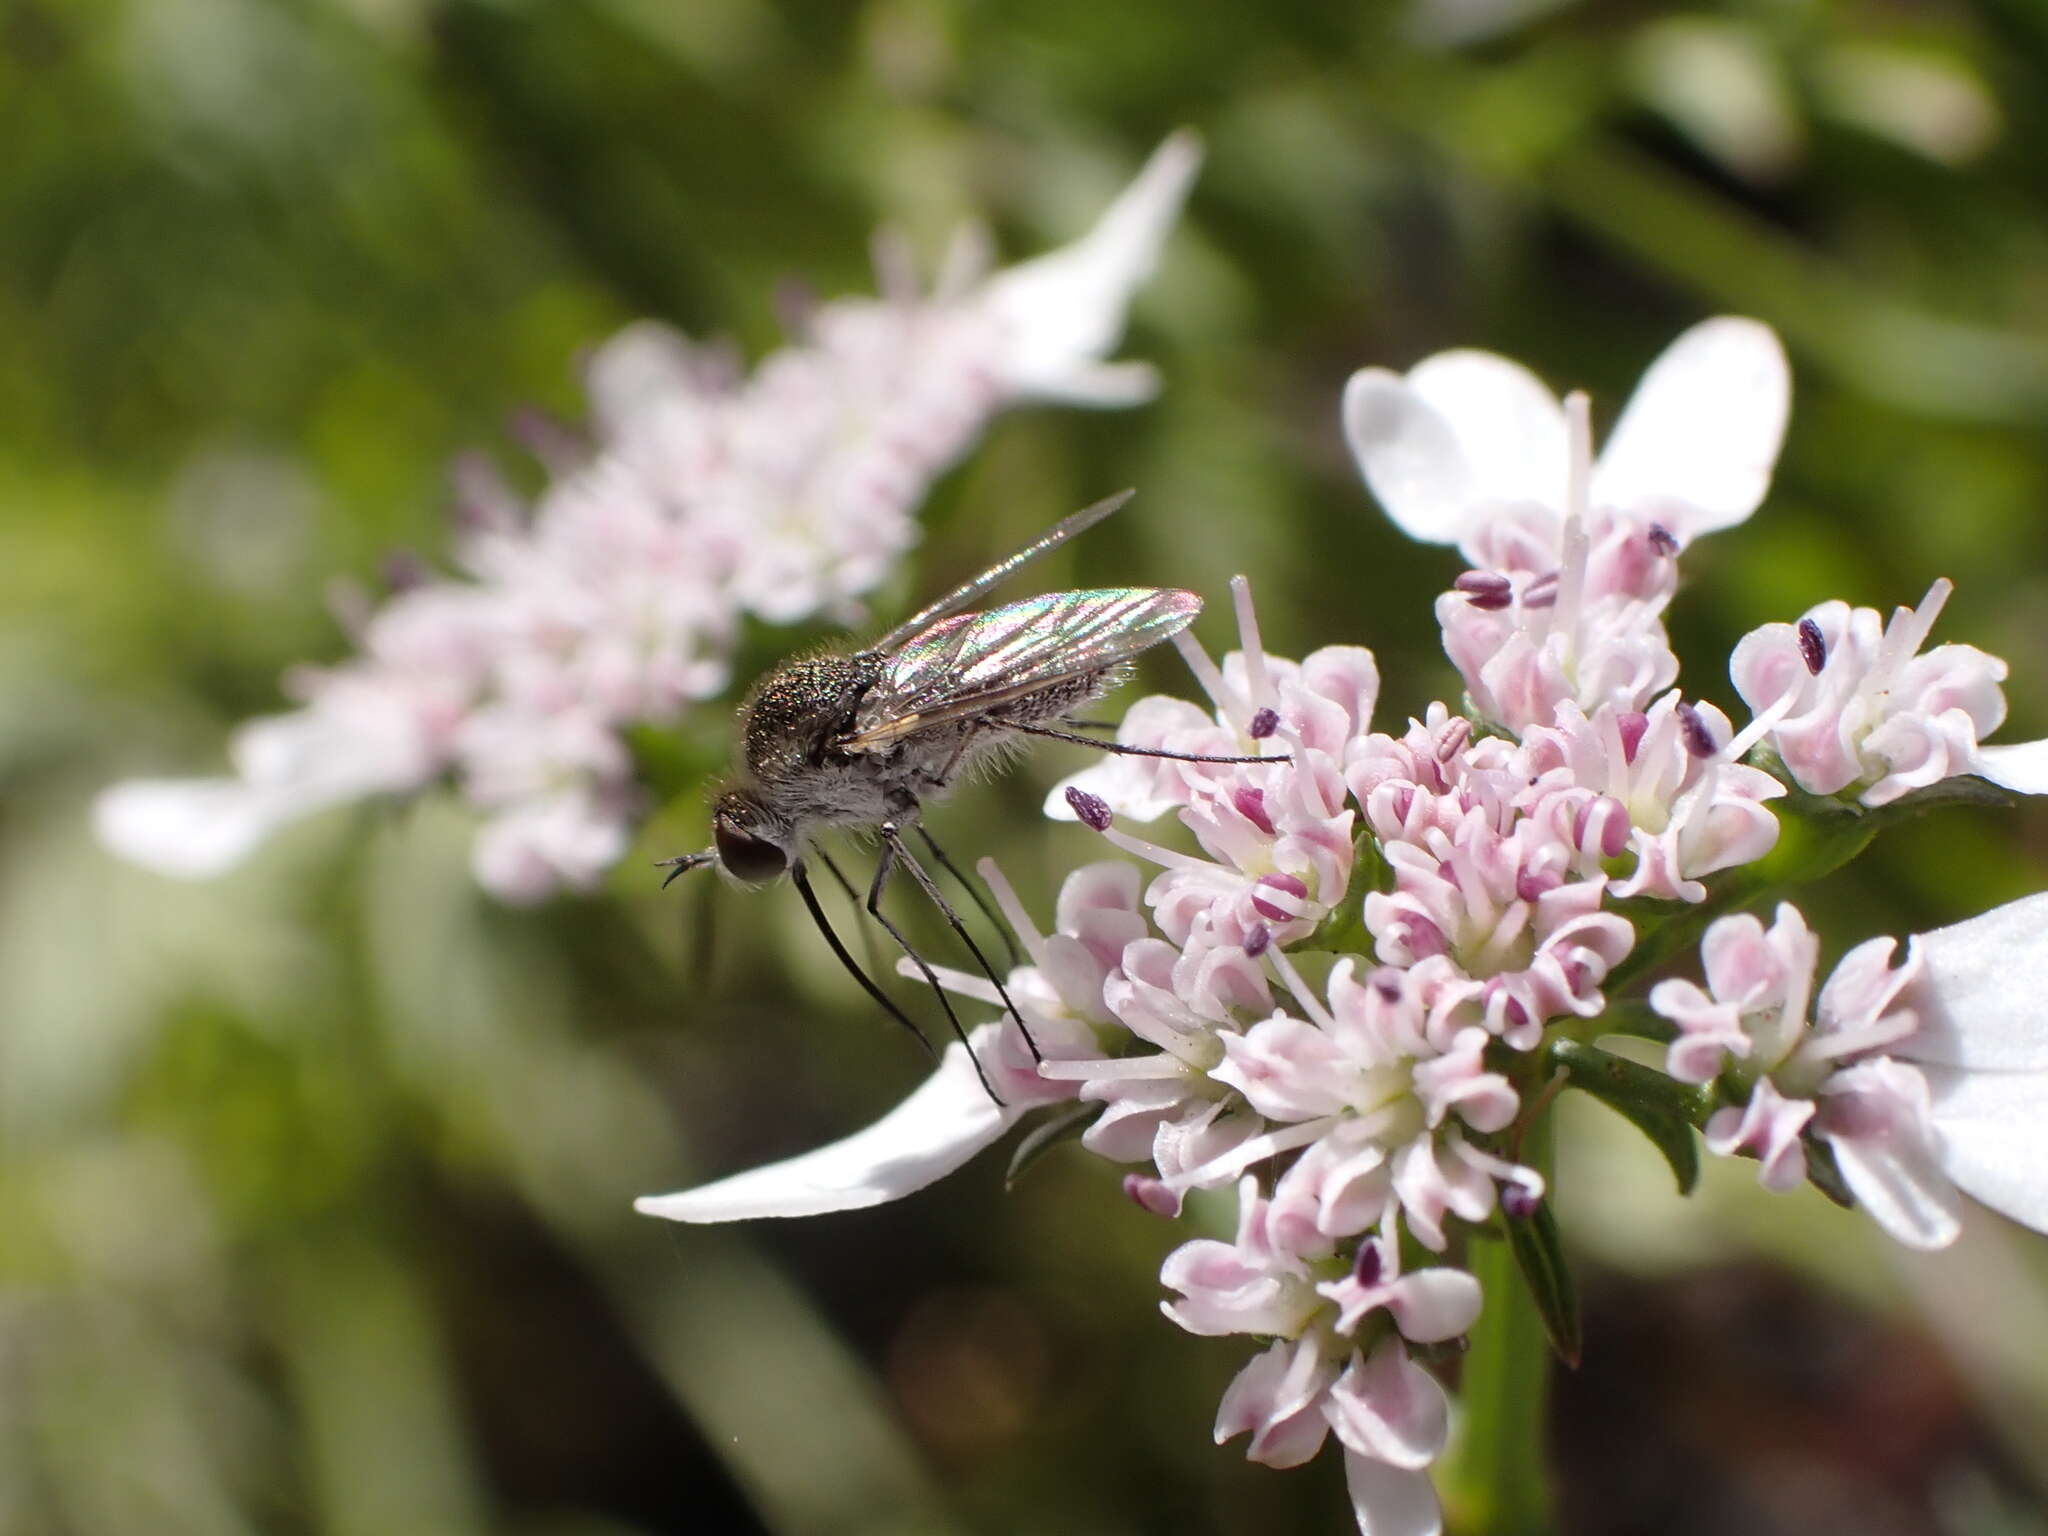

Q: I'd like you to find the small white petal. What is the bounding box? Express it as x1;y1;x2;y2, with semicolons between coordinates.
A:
1343;1449;1444;1536
93;778;305;878
1904;892;2048;1070
1591;315;1790;536
1342;371;1480;544
981;131;1203;403
1973;739;2048;795
1921;1064;2048;1235
634;1042;1025;1222
1403;349;1569;511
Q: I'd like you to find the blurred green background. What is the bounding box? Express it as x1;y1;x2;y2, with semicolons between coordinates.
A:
8;1;2048;1533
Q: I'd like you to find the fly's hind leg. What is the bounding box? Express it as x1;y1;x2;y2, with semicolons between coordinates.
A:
866;828;1006;1100
882;823;1040;1062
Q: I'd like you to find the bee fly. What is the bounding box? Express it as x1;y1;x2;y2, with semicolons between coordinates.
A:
660;491;1275;1098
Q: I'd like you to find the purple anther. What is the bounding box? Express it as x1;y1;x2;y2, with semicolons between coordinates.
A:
1454;571;1514;611
1647;523;1680;556
1243;923;1272;959
1797;616;1827;676
1353;1242;1384;1286
1370;967;1404;1002
1616;711;1649;765
1065;786;1114;832
1516;866;1560;905
1248;706;1281;740
1250;872;1310;923
1522;572;1560;609
1232;786;1276;835
381;550;429;594
1500;1183;1541;1221
1677;702;1717;759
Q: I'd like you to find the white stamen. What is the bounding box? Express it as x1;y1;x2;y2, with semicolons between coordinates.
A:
976;856;1046;968
1264;943;1337;1031
1231;575;1277;710
894;957;1003;1007
1171;631;1254;733
1104;826;1214;874
1037;1054;1194;1082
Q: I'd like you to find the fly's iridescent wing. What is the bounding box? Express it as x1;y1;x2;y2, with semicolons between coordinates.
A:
836;587;1200;752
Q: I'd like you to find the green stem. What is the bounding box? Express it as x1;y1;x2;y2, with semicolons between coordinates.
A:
1438;1117;1557;1536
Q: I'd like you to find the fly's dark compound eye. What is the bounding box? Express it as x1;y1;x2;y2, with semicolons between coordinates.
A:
714;814;788;884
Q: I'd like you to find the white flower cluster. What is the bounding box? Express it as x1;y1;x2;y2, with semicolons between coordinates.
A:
95;135;1203;902
641;317;2048;1536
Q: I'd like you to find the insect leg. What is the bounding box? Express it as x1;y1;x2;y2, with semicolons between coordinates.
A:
789;859;941;1067
814;843;895;985
656;850;717;889
866;830;1008;1100
915;824;1022;968
999;720;1283;764
888;825;1039;1062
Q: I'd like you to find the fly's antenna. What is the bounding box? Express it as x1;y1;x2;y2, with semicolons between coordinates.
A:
872;489;1136;651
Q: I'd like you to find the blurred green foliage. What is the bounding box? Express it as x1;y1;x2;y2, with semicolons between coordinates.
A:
6;2;2048;1533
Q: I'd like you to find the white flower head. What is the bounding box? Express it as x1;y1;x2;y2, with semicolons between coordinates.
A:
96;136;1204;901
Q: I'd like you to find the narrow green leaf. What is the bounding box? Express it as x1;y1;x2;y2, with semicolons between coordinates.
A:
1003;1105;1095;1189
1549;1039;1703;1195
1504;1194;1582;1369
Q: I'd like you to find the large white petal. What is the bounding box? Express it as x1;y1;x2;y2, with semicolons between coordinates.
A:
1343;1450;1444;1536
981;131;1203;404
1902;892;2048;1070
1342;371;1480;544
1591;316;1789;536
1826;1129;1963;1251
1404;349;1568;512
1973;739;2048;796
1922;1064;2048;1235
634;1042;1027;1222
92;778;305;879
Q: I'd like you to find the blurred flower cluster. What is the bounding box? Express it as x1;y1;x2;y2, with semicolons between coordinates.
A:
642;318;2048;1536
95;135;1202;902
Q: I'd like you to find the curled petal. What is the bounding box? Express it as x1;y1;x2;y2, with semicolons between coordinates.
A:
1324;1337;1451;1470
634;1035;1026;1221
1704;1078;1813;1191
1818;1060;1962;1251
1214;1335;1339;1469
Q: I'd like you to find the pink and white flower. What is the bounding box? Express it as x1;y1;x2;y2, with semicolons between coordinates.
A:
1731;577;2048;806
1651;894;2048;1248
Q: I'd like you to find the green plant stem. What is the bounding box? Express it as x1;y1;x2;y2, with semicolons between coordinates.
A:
1438;1116;1557;1536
